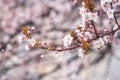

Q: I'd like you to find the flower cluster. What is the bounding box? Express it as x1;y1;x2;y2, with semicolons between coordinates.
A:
101;0;119;19
62;34;73;47
92;38;105;51
18;26;40;50
19;0;120;58
79;2;98;26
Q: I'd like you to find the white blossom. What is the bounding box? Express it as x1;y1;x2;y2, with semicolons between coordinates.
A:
100;0;113;10
92;38;105;51
75;29;80;34
79;6;87;26
25;45;30;51
103;36;110;44
101;0;112;5
75;29;84;37
18;35;24;43
40;55;44;58
78;48;85;59
84;31;92;39
113;24;118;30
28;39;36;47
31;26;35;31
1;49;4;52
87;12;98;22
105;0;112;2
62;34;73;47
106;8;114;19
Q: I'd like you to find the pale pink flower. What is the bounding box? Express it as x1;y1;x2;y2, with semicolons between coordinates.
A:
79;6;87;26
100;0;112;10
87;12;98;22
103;36;110;44
106;8;114;19
62;34;73;47
92;38;105;51
28;39;36;47
105;0;112;2
113;24;118;30
18;35;24;43
84;31;92;39
25;45;30;51
31;26;35;30
75;29;84;37
101;0;112;5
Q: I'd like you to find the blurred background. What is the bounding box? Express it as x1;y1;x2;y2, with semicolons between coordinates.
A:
0;0;120;80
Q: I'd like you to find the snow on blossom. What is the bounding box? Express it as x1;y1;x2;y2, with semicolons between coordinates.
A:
106;8;114;19
87;12;98;22
62;34;73;47
92;38;105;51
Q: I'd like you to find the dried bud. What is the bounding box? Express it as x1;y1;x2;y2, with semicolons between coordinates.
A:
84;0;95;12
22;26;32;39
69;30;77;39
81;40;89;55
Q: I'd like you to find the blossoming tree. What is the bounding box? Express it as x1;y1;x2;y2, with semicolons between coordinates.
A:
19;0;120;59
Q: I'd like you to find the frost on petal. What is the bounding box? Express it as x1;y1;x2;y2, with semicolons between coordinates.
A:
62;34;73;47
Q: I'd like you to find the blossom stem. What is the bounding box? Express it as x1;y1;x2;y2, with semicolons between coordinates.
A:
54;27;120;52
110;3;120;28
91;20;99;38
